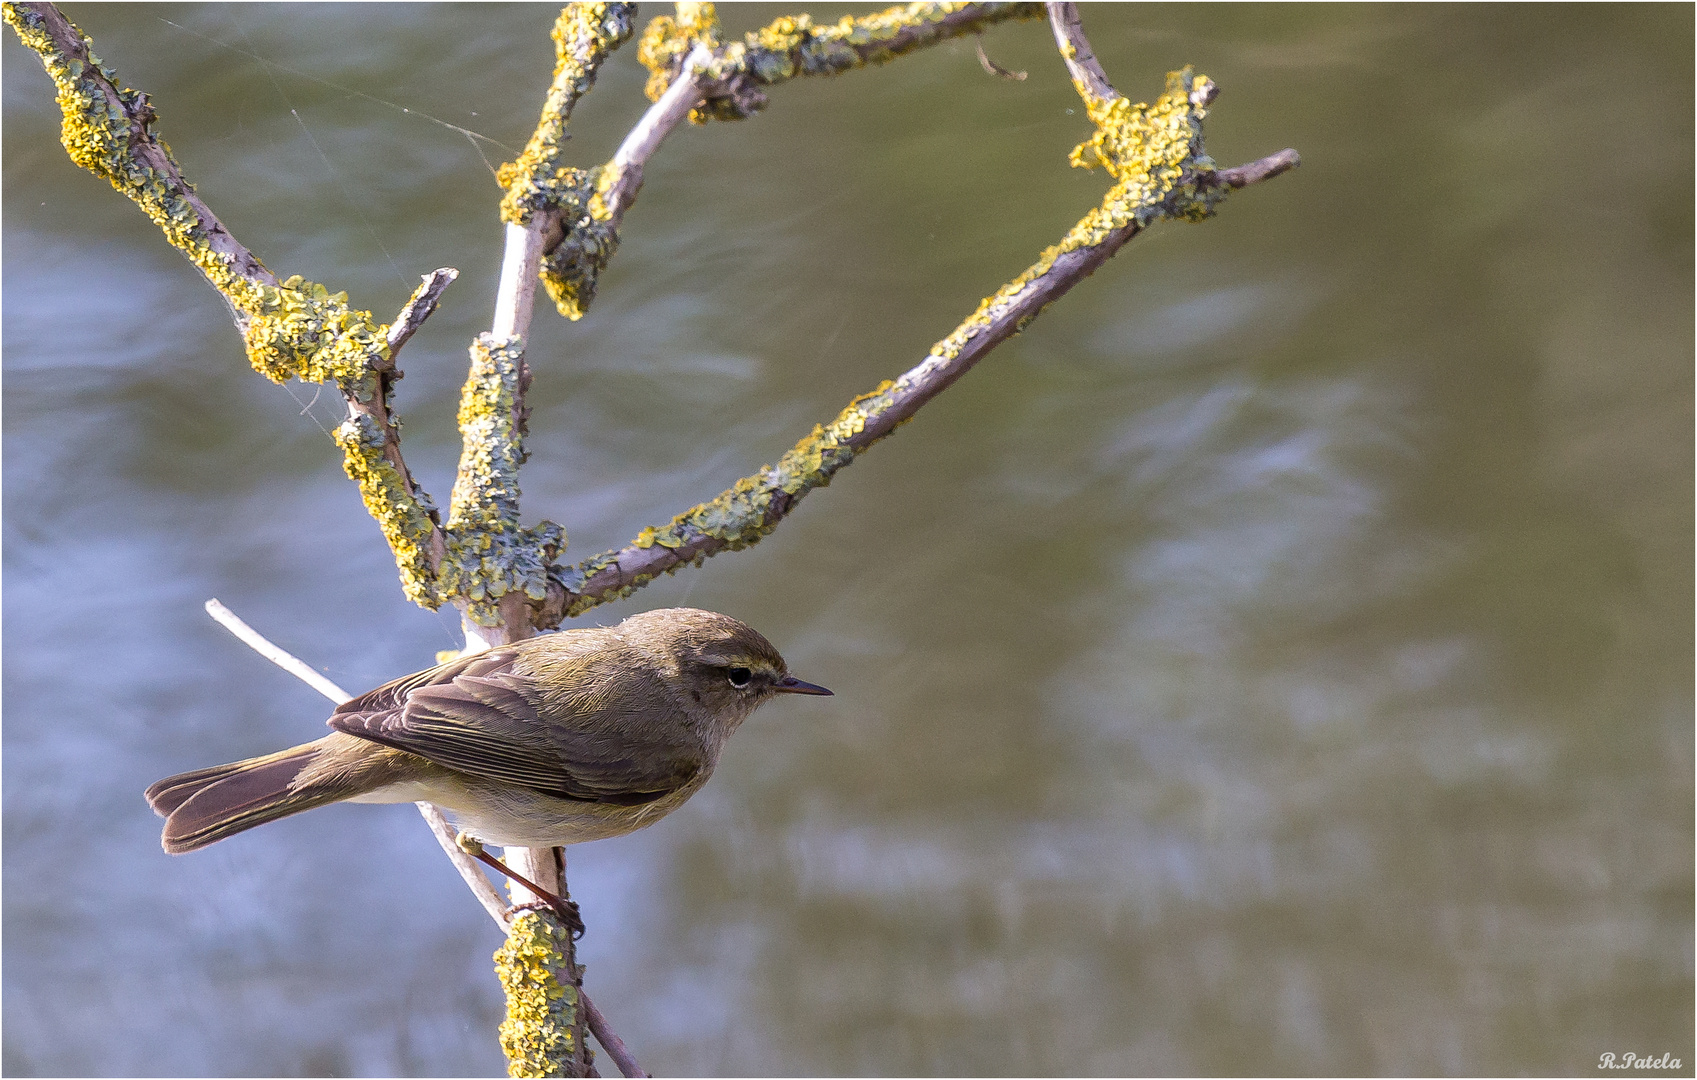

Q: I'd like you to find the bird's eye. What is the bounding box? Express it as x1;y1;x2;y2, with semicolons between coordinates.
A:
727;667;752;687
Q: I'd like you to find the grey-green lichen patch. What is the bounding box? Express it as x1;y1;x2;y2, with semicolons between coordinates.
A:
445;335;563;626
440;521;563;627
450;335;529;526
538;166;616;322
494;911;585;1079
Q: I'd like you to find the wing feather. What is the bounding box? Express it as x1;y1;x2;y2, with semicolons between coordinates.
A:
328;639;703;804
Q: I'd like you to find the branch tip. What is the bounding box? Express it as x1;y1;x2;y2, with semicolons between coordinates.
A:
387;267;459;356
1216;148;1301;189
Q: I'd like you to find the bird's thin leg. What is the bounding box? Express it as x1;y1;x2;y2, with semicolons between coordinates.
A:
457;833;584;938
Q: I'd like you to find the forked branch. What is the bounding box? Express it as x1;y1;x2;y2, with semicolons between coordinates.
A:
11;4;1298;1077
542;2;1300;620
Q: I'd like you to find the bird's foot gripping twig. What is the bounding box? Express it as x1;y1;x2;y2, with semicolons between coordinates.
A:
457;833;586;938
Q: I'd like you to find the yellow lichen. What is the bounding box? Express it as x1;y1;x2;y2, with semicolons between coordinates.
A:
636;1;722;111
1066;66;1224;228
4;4;449;609
444;336;564;626
733;2;1037;84
242;275;390;395
498;3;634;227
638;2;1040;124
335;413;442;607
494;911;586;1078
3;7;395;392
5;7;237;297
495;4;635;321
622;383;896;550
557;378;904;615
929;68;1224;366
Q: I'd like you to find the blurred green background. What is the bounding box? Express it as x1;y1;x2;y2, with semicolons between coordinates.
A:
4;3;1691;1075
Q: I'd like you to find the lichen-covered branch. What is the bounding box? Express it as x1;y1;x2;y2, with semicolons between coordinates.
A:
496;4;637;324
498;4;636;230
15;5;1296;1074
530;1;1044;325
0;2;272;295
546;54;1298;620
546;38;711;319
640;1;1044;122
443;335;564;628
496;911;593;1078
3;1;454;607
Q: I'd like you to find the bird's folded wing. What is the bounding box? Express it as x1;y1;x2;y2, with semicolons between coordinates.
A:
330;646;521;717
329;656;702;805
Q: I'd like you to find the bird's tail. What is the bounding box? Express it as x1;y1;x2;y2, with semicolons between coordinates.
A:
146;736;363;854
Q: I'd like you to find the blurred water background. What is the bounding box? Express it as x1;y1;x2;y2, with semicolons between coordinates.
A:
3;4;1691;1075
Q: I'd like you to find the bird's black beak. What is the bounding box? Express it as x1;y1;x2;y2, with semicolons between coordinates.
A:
775;675;832;696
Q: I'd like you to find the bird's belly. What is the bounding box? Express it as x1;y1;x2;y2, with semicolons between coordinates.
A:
359;774;702;847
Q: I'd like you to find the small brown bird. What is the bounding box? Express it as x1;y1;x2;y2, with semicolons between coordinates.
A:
147;608;830;857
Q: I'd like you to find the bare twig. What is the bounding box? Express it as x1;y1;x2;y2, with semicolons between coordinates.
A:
1216;147;1302;188
974;33;1027;80
583;992;650;1078
491;223;546;344
419;803;512;928
386;268;459;357
202;599;511;928
204;599;350;703
594;43;714;237
1046;2;1116;104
